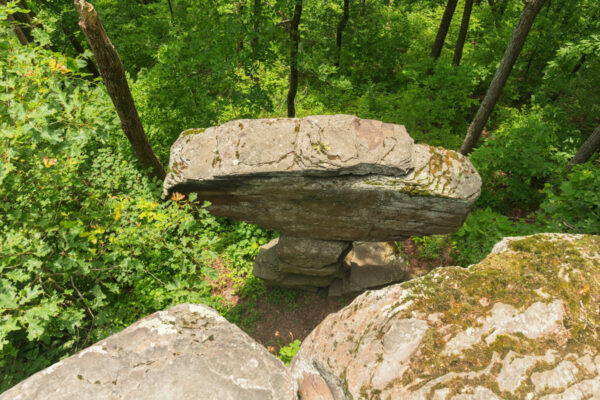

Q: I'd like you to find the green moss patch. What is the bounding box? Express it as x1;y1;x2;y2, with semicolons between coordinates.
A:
386;234;600;397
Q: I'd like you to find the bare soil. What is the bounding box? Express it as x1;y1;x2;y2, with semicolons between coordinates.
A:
209;238;454;354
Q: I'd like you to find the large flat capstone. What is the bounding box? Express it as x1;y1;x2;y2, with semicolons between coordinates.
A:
164;115;481;241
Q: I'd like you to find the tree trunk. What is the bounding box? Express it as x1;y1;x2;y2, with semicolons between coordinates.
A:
459;0;547;155
61;25;101;78
251;0;261;52
286;0;302;118
452;0;473;66
568;125;600;168
572;54;586;74
491;0;509;27
430;0;458;60
236;1;245;52
74;0;166;180
3;0;34;45
335;0;350;67
166;0;174;22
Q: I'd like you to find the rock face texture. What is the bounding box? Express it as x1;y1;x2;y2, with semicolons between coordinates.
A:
329;241;409;296
253;237;344;289
1;304;296;400
291;234;600;399
163;115;481;241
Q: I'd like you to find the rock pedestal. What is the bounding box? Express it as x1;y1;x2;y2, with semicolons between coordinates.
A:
164;115;481;291
252;236;350;290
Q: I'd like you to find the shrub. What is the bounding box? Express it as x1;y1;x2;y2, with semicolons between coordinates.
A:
538;162;600;234
470;108;561;212
451;208;534;267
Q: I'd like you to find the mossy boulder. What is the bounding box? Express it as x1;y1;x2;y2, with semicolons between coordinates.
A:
291;233;600;399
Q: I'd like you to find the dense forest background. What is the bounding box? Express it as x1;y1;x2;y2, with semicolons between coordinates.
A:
1;0;599;390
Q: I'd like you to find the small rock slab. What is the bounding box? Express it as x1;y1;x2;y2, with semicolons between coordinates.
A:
277;236;350;268
291;234;600;399
1;304;296;400
329;241;409;296
253;238;342;288
164;115;481;241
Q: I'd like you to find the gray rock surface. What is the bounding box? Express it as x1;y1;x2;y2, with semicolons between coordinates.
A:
277;236;350;268
291;233;600;399
253;238;338;289
329;241;409;296
1;304;296;400
164;115;481;241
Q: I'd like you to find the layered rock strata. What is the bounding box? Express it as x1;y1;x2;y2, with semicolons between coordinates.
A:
291;233;600;399
163;115;481;290
163;115;481;241
329;241;409;296
1;304;296;400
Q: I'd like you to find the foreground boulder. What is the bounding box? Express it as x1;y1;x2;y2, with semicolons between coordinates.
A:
163;115;481;241
291;233;600;399
1;304;296;400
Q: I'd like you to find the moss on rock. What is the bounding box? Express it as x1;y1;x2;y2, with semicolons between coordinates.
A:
292;233;600;399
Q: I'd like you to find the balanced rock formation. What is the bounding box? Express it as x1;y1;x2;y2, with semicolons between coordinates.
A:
164;115;481;290
1;304;296;400
163;115;481;241
291;234;600;399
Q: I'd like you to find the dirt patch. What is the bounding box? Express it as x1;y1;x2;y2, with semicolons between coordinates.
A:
239;290;354;353
210;237;454;355
206;258;239;305
400;238;453;278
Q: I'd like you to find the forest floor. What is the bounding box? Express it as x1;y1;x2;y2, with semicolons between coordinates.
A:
209;238;454;354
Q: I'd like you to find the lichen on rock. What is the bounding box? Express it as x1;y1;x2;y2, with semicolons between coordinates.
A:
291;233;600;399
163;115;481;241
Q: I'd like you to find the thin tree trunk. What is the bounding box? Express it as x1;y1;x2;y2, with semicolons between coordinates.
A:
572;54;586;74
61;25;101;78
7;14;31;45
568;125;600;168
430;0;458;60
236;1;245;52
459;0;547;155
335;0;350;67
3;0;34;44
452;0;473;66
251;0;261;52
287;0;302;118
74;0;165;180
166;0;174;22
386;0;393;31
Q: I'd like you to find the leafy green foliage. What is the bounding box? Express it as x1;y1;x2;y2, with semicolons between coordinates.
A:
413;235;450;261
0;10;223;389
278;339;300;366
451;208;535;267
539;162;600;234
2;0;600;392
470;108;563;212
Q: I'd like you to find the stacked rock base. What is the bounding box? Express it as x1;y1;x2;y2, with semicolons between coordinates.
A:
253;235;409;295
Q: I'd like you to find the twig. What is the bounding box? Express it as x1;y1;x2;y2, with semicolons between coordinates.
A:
263;0;289;20
562;220;576;230
144;269;165;285
70;276;95;319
